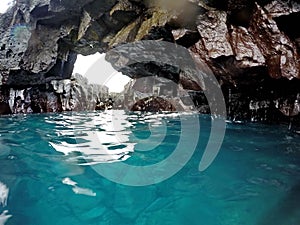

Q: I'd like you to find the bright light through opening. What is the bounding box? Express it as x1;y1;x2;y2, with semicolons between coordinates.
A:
0;0;14;13
73;53;131;93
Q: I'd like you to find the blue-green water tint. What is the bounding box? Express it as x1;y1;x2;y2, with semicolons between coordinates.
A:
0;111;300;225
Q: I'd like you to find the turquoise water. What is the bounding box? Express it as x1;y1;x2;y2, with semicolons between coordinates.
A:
0;111;300;225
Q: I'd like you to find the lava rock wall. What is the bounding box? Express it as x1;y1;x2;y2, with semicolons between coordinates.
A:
0;0;299;125
0;73;109;114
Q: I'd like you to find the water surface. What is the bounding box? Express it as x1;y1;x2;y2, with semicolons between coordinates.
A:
0;111;300;225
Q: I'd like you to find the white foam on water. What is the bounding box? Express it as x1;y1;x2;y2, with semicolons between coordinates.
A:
72;186;96;197
62;177;77;186
0;182;8;207
0;182;11;225
0;211;12;225
62;178;96;197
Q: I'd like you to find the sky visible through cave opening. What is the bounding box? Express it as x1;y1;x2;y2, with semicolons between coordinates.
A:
73;53;131;93
0;0;14;13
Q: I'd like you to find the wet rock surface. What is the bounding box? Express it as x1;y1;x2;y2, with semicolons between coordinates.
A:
0;0;299;126
0;73;108;114
249;3;299;80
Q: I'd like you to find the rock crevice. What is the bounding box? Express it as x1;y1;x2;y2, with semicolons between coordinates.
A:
0;0;299;125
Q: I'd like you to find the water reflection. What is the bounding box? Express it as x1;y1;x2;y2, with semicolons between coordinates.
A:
62;178;96;197
48;110;179;166
0;182;8;207
1;111;300;224
48;111;135;165
0;181;11;225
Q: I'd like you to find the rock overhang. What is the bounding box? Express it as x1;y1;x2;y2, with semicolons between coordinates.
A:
0;0;299;122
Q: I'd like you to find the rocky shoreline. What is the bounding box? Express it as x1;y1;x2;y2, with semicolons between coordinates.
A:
0;0;299;127
0;73;108;114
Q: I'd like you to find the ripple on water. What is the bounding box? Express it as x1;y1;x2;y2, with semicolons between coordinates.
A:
0;111;300;225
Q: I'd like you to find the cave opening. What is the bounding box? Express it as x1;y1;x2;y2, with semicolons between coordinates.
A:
73;53;131;94
0;0;14;14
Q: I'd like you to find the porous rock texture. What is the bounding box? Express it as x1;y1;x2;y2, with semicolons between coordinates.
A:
0;0;299;125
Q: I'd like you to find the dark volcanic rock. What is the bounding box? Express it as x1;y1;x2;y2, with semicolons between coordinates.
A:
196;10;233;59
0;73;108;114
131;96;176;112
249;3;300;80
0;0;299;126
1;0;299;82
